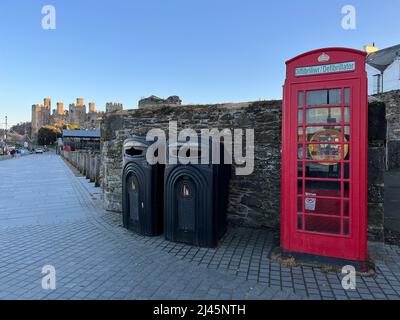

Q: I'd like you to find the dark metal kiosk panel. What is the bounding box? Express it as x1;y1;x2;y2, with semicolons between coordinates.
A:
122;136;164;236
164;138;231;248
281;48;368;261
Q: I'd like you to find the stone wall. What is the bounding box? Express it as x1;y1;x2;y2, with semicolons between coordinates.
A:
101;101;282;228
101;100;387;240
373;90;400;170
367;101;386;241
138;95;182;109
62;150;102;187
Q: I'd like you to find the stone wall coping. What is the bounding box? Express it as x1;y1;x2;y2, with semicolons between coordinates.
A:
103;100;283;118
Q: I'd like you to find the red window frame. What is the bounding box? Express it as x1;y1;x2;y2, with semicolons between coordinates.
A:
281;48;368;261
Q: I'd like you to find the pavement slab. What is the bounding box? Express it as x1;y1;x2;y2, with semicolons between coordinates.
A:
0;153;399;300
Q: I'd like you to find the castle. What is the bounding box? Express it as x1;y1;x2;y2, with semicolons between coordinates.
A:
31;98;123;141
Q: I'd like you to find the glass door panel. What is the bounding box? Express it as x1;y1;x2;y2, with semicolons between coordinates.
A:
297;87;351;237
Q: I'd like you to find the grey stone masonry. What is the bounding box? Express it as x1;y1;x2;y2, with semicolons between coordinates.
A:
101;101;282;230
368;101;386;241
373;90;400;169
101;100;387;240
62;150;102;187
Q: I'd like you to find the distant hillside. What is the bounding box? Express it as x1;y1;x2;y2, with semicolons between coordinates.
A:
10;122;31;136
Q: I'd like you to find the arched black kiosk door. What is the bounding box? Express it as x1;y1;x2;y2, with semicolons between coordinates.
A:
176;178;196;237
128;174;141;224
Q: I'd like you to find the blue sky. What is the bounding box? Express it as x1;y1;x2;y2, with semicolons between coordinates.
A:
0;0;399;126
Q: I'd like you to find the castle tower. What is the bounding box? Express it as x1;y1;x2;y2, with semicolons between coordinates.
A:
31;103;51;140
31;104;41;131
89;102;95;113
76;98;84;106
57;102;64;115
68;99;86;128
44;98;51;109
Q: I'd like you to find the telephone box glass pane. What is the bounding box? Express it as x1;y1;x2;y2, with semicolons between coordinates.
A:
297;179;349;198
344;200;350;217
344;107;350;123
298;91;304;107
329;89;342;105
306;107;342;124
297;214;303;230
304;181;350;198
298;143;349;162
298;110;303;125
304;216;341;235
297;196;303;212
297;180;303;195
343;182;350;198
298;128;304;142
344;127;350;141
344;88;351;105
307;90;328;106
306;89;342;106
305;180;341;197
298;162;303;177
305;126;350;142
344;162;350;179
344;219;350;236
305;162;341;179
304;161;349;179
303;197;341;216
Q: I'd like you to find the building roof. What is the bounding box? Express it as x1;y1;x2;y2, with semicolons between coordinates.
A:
367;44;400;72
62;130;101;138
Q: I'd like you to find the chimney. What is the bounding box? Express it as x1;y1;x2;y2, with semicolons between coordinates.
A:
89;102;95;113
76;98;84;106
364;44;379;54
57;102;64;115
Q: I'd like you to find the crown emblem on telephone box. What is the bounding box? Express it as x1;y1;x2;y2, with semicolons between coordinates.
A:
318;53;330;62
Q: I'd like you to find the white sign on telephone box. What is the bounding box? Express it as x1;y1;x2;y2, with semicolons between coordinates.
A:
305;193;317;211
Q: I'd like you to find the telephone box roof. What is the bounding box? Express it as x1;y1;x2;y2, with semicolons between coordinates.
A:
286;47;366;65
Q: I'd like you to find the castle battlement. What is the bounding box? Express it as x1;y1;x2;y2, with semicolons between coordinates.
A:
31;98;123;141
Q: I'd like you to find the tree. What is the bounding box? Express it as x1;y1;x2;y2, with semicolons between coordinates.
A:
37;125;61;146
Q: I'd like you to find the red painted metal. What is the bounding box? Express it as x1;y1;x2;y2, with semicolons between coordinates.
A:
281;48;368;261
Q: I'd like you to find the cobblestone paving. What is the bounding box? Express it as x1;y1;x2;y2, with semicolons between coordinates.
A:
1;154;400;300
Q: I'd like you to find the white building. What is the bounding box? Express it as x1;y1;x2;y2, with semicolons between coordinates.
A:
366;44;400;95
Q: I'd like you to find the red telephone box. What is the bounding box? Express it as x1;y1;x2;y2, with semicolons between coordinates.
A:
281;48;368;261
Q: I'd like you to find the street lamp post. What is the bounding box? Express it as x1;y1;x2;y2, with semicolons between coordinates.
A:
5;116;7;143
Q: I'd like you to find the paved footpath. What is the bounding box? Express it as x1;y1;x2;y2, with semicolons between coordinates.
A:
0;154;400;300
